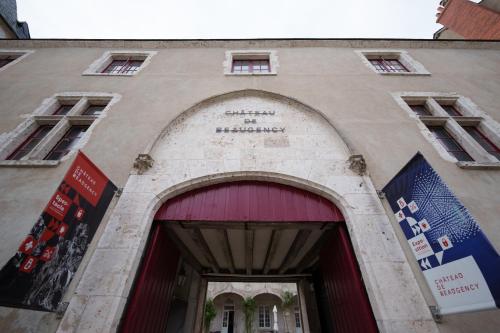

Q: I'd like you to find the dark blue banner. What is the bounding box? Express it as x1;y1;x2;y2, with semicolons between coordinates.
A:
383;153;500;315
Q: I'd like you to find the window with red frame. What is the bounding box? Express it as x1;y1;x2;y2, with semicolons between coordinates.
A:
44;126;89;160
462;126;500;160
427;126;473;161
369;58;409;73
102;58;144;75
7;125;54;160
232;59;270;73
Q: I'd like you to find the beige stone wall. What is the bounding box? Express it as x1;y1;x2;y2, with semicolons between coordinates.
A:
0;39;498;333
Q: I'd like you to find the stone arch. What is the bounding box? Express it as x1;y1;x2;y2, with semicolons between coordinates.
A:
254;292;284;303
212;292;245;304
142;89;357;156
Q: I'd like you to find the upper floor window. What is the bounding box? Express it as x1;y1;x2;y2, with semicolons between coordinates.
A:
368;58;409;73
0;93;119;166
102;58;144;75
0;50;34;72
427;126;473;161
0;55;17;68
6;125;54;160
356;50;430;76
83;51;156;76
396;93;500;168
224;50;278;76
232;59;270;74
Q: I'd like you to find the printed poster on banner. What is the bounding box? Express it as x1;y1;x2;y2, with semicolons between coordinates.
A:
0;151;117;312
383;153;500;315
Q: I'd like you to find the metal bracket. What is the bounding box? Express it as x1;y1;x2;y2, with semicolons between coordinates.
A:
429;305;442;323
56;301;69;319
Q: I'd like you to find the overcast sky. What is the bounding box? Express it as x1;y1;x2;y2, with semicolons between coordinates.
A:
18;0;443;39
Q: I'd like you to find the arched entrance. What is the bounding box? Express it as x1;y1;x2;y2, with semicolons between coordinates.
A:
119;181;378;333
58;90;436;333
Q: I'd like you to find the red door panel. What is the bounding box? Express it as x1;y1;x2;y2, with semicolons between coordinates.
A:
120;223;180;333
319;225;378;333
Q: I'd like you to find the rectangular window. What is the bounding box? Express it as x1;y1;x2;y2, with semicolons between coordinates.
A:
44;125;89;160
258;305;271;328
428;126;473;161
102;59;144;75
7;125;54;160
232;59;270;74
462;126;500;160
409;104;431;116
369;58;409;73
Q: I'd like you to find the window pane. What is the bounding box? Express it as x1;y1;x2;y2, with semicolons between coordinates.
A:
428;126;473;161
44;126;89;160
409;105;430;116
440;105;461;116
7;125;54;160
53;104;74;115
451;151;474;162
428;126;450;138
103;60;127;74
463;126;500;160
83;105;106;116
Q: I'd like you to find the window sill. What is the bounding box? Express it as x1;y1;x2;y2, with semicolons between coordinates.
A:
378;72;431;76
456;161;500;170
225;72;277;76
82;73;137;77
0;160;60;167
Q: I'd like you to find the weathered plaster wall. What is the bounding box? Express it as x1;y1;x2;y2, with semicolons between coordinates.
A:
0;39;498;332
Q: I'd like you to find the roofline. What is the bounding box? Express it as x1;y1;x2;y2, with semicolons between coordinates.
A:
0;38;499;49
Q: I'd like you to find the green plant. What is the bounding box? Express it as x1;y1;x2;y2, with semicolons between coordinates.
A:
243;297;256;333
282;291;296;333
281;291;295;310
204;298;217;333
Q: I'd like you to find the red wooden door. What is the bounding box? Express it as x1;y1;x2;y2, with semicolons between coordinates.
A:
319;225;378;333
120;223;180;333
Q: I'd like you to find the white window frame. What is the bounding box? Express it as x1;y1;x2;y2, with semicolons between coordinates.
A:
258;305;271;328
0;92;120;167
356;49;430;76
83;50;157;76
0;49;34;73
393;92;500;169
223;50;279;76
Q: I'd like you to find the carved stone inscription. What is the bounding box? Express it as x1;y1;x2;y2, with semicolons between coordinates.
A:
216;110;285;133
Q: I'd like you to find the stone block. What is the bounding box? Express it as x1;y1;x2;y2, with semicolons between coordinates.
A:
75;248;136;297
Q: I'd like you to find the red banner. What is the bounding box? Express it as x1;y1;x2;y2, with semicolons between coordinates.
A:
0;151;117;311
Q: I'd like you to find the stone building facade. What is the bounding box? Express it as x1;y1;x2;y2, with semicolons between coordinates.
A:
206;282;300;333
0;38;498;333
